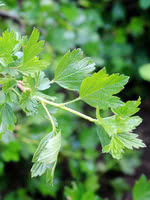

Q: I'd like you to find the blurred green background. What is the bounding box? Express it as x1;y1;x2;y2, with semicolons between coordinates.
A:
0;0;150;200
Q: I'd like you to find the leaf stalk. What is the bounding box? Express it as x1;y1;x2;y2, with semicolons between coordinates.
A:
36;96;98;124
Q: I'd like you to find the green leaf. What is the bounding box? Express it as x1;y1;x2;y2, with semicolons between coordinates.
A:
0;78;16;93
32;133;53;163
103;115;142;136
17;28;49;73
31;130;61;184
20;90;38;115
98;96;145;159
36;71;50;91
18;57;49;74
46;161;57;185
102;132;145;159
118;132;146;150
103;135;124;159
112;98;141;117
0;30;18;66
23;28;44;62
38;132;61;164
139;63;150;82
0;104;16;136
80;68;129;109
30;162;48;177
133;175;150;200
54;49;95;91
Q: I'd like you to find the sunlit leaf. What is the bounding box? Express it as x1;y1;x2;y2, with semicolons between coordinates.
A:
80;68;129;109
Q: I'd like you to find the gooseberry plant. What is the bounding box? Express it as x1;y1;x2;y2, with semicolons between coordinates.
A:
0;28;146;184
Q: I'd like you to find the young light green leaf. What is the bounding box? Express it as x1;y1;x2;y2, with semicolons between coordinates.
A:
133;175;150;200
0;104;16;136
80;68;129;109
31;131;61;184
0;30;18;66
54;49;95;91
46;161;57;185
102;132;145;159
103;115;142;136
31;162;48;177
38;132;61;164
32;132;53;162
118;132;146;150
112;97;141;117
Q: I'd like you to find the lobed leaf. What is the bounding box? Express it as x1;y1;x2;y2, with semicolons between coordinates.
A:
112;97;141;117
103;115;142;136
17;28;49;73
118;132;146;149
54;49;95;91
102;132;145;159
23;28;44;62
80;68;129;109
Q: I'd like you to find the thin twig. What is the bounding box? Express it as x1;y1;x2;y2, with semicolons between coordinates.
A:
41;101;56;132
36;96;98;124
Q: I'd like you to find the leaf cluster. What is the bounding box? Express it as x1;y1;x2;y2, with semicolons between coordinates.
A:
0;29;145;185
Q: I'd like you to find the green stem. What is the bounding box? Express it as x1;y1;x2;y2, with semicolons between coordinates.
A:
36;96;98;123
59;97;81;106
41;101;56;132
50;80;55;84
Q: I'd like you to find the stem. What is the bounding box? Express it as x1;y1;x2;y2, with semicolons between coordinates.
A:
59;97;81;106
36;96;98;123
41;101;56;132
50;80;55;84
